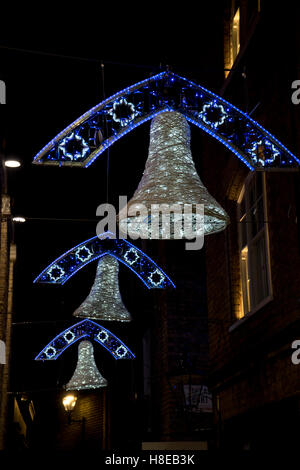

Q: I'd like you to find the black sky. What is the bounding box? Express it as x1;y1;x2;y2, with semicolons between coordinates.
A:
0;4;224;397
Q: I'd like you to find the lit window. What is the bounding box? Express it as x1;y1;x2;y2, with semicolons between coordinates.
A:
232;8;240;64
225;7;241;78
237;172;272;318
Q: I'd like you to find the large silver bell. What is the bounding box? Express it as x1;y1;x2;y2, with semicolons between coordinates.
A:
118;111;229;239
73;255;132;322
65;340;107;391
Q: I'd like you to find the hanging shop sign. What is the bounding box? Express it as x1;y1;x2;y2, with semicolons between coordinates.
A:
183;385;213;413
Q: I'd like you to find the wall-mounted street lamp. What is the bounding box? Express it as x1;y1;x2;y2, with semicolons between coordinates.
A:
62;393;86;440
62;393;77;416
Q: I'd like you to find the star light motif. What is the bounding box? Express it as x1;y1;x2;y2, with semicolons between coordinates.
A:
63;330;76;344
45;346;56;359
115;346;127;358
58;132;90;161
48;264;65;282
75;246;93;262
123;247;140;266
248;139;280;166
96;330;109;343
198;101;228;129
108;97;140;127
148;268;165;288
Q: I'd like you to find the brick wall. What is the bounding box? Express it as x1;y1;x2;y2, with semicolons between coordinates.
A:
0;195;14;450
36;390;108;451
149;238;211;441
202;1;300;445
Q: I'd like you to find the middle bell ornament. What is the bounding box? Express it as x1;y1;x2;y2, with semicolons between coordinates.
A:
118;111;229;239
65;340;108;391
73;254;132;322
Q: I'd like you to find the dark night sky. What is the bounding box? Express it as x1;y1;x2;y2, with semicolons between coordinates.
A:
0;5;225;398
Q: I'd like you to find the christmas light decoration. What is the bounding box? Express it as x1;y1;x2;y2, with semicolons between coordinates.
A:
73;255;131;322
48;264;65;282
123;247;139;266
115;345;128;358
33;234;175;289
198;100;228;128
65;340;107;391
96;329;109;343
32;71;299;169
63;330;76;344
44;346;56;359
118;111;230;238
108;97;140;127
58;132;90;161
248;139;281;166
75;246;93;263
35;319;135;361
147;269;165;287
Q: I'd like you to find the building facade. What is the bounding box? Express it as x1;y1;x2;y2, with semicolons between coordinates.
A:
3;3;300;450
142;240;213;450
0;162;17;450
203;0;300;450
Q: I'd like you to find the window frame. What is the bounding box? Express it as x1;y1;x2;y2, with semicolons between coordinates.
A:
236;171;273;322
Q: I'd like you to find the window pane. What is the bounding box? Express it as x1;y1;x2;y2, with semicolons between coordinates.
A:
250;235;269;307
241;247;250;315
250;206;258;238
249;180;255;209
256;173;263;198
250;197;264;239
241;218;247;248
240;195;246;218
257;197;264;232
232;8;240;62
237;173;271;317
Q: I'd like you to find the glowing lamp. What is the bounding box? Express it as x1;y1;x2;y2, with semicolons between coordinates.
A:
62;393;77;412
4;159;21;168
12;216;26;223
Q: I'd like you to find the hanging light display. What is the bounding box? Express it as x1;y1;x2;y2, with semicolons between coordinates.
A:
33;71;299;170
73;255;132;322
33;235;175;289
35;319;135;361
118;111;230;239
65;340;107;391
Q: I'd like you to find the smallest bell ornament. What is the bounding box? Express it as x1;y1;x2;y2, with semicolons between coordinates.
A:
65;340;108;391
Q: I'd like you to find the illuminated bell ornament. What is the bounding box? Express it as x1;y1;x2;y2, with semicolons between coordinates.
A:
118;111;229;238
65;340;107;391
73;255;132;322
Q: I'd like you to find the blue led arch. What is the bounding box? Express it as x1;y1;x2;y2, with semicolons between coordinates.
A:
35;319;135;361
33;232;175;289
32;71;300;170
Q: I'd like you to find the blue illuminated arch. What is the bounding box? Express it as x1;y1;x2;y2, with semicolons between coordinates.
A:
33;232;175;289
35;319;135;361
32;71;300;170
